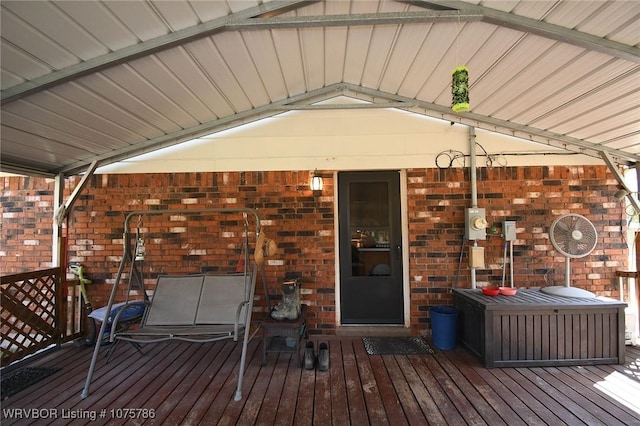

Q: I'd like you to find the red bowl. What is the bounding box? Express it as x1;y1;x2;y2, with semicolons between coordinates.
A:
499;286;517;296
482;287;500;296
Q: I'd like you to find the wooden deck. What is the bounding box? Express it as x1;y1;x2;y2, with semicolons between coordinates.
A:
2;336;639;425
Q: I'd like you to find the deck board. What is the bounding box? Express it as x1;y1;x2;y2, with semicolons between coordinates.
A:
368;355;407;426
341;340;370;425
383;355;436;425
447;349;533;425
1;337;638;425
352;340;388;424
328;340;349;425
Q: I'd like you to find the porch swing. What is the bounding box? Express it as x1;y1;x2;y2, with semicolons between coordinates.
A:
81;208;263;401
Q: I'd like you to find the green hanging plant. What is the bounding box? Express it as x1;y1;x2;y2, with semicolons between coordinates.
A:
452;66;470;113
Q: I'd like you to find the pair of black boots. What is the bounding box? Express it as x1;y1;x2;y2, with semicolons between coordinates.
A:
304;341;329;371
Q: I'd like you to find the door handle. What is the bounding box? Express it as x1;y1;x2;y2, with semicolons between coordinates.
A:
395;245;401;259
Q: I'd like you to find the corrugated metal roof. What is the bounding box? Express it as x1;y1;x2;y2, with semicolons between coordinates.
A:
1;0;638;176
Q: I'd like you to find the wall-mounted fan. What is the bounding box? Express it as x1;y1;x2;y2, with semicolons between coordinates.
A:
541;213;597;298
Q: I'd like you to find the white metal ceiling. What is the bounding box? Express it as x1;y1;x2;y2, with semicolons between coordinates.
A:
1;0;639;176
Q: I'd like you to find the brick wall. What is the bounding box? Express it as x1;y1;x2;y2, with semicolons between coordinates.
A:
1;165;627;335
1;176;56;270
407;166;625;331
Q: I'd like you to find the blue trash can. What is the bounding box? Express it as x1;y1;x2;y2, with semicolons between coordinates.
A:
430;306;458;350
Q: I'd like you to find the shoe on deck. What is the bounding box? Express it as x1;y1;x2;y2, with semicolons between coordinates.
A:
317;342;329;371
304;341;316;370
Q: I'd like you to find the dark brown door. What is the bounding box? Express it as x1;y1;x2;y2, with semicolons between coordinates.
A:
338;171;403;324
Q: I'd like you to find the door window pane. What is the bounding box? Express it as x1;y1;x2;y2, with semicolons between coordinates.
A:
349;182;389;227
349;182;391;276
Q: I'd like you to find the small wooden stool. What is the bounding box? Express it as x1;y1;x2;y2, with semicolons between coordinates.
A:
261;304;308;366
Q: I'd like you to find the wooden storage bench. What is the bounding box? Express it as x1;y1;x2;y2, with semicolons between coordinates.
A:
453;289;626;368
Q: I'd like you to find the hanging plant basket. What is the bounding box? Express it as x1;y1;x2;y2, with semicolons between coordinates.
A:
451;66;470;113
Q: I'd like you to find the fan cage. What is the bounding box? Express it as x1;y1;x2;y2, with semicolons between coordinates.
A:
549;213;597;259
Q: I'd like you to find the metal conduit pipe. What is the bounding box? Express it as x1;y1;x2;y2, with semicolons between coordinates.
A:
469;126;478;208
469;126;478;288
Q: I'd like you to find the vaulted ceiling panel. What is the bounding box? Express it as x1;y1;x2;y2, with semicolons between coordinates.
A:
78;73;179;135
0;44;50;88
324;26;348;85
126;55;206;126
186;1;227;23
600;126;640;150
510;0;554;20
549;87;639;137
272;28;308;96
295;1;327;90
11;94;131;149
155;47;229;120
395;24;438;98
1;8;78;71
569;2;639;41
1;110;111;153
299;27;326;91
410;24;457;100
48;83;156;141
468;35;558;115
614;18;640;46
507;52;614;124
1;130;94;161
361;25;403;89
152;48;223;123
1;0;638;176
343;26;374;85
544;1;607;31
377;24;429;94
476;43;579;117
528;64;639;130
99;64;195;130
4;1;109;61
477;1;514;13
241;30;287;101
148;0;201;31
213;31;272;108
187;37;252;114
53;1;139;52
101;1;170;42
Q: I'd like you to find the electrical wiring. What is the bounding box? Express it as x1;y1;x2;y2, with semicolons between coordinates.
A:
435;142;576;169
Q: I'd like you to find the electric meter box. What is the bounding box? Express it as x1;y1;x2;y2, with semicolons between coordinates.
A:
465;208;487;240
503;221;517;241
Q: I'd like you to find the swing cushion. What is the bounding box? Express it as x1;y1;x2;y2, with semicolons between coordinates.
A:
89;300;147;325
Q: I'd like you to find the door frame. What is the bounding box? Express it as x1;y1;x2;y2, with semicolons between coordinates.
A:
333;169;410;327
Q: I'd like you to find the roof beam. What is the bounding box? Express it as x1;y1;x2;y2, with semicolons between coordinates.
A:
225;10;482;29
0;0;315;105
273;101;418;110
412;1;640;63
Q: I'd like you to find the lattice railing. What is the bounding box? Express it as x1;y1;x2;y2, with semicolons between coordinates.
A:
1;268;76;366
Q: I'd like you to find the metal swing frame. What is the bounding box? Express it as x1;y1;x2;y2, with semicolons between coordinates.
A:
81;208;261;401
